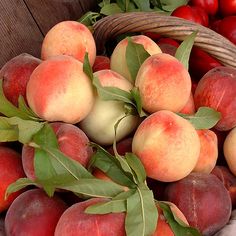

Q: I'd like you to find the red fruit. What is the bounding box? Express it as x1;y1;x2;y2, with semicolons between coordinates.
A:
171;5;209;26
190;0;219;16
216;16;236;45
219;0;236;16
92;55;110;72
157;37;180;47
143;32;161;41
189;46;222;80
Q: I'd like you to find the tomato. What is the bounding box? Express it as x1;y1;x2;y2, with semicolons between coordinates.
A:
190;0;219;16
219;0;236;16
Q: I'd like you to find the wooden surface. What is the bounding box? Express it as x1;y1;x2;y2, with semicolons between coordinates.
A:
0;0;96;68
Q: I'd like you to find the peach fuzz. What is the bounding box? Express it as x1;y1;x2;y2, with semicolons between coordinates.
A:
223;126;236;176
22;122;93;180
135;53;192;114
79;69;140;145
110;35;162;83
194;66;236;131
5;189;67;236
132;110;200;182
0;146;25;213
192;129;218;174
41;21;96;66
0;53;41;106
26;55;95;124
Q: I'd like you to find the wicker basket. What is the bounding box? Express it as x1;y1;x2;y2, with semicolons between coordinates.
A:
93;12;236;69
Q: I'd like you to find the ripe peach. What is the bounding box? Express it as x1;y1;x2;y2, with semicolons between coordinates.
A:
79;69;140;146
0;217;5;236
41;21;96;66
106;137;133;156
194;66;236;131
132;110;200;182
54;198;126;236
5;189;67;236
0;147;25;213
0;53;41;106
192;129;218;174
92;55;110;72
22;122;93;180
179;92;196;115
135;53;192;113
110;35;162;83
223;126;236;176
164;172;232;236
26;55;95;124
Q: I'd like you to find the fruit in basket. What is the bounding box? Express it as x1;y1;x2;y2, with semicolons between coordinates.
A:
110;35;162;83
164;172;232;236
132;110;200;182
135;53;192;113
79;69;140;145
5;189;67;236
223;126;236;176
190;0;219;16
194;66;236;131
171;5;209;27
179;92;196;114
92;55;110;72
41;21;96;66
22;122;93;180
26;55;95;124
219;0;236;16
0;147;25;213
192;129;218;174
0;53;41;106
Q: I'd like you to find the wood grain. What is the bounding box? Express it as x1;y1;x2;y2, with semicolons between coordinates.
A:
0;0;43;68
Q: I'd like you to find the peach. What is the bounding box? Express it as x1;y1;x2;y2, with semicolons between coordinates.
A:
223;126;236;176
92;55;110;72
192;129;218;174
0;147;25;213
79;69;140;146
132;110;200;182
106;137;133;156
0;217;5;235
211;166;236;208
194;66;236;131
26;55;95;124
5;189;67;236
41;21;96;66
164;172;232;236
22;122;93;180
179;92;196;114
135;53;192;113
54;198;126;236
0;53;41;106
110;35;162;83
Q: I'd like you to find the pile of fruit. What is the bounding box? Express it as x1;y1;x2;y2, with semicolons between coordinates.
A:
1;0;236;236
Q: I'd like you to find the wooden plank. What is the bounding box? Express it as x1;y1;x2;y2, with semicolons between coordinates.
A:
24;0;97;35
0;0;44;68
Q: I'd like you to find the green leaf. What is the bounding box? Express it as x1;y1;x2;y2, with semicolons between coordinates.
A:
0;80;29;119
93;76;135;105
100;3;124;15
125;153;146;184
175;31;198;70
5;178;39;199
126;37;150;82
159;201;201;236
85;198;126;214
83;52;94;81
6;117;44;144
0;117;18;142
89;143;136;188
57;178;124;198
126;189;158;236
78;11;101;26
133;0;151;11
161;0;189;12
130;87;148;117
177;106;221;129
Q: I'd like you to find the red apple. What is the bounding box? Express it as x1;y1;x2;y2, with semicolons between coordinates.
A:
190;0;219;16
219;0;236;16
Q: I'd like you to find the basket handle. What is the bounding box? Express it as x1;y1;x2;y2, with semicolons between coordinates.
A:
93;12;236;69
